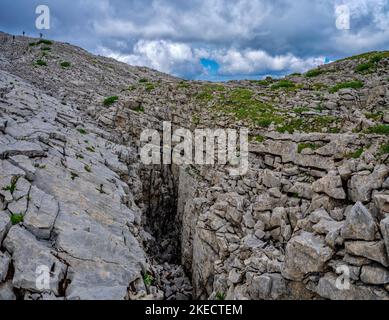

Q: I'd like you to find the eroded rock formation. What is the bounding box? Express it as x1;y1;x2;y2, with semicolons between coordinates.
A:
0;32;389;300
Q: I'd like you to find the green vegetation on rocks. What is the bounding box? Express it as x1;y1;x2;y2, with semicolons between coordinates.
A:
143;274;154;286
215;292;225;300
271;80;296;90
355;53;388;73
297;143;319;153
277;115;339;134
60;61;71;68
367;125;389;135
338;51;389;62
217;87;281;128
103;96;119;106
305;69;324;77
35;59;47;67
196;84;225;102
250;135;265;142
145;83;155;92
345;148;364;159
355;62;374;73
293;107;310;114
37;39;53;45
329;80;363;93
365;112;383;121
11;213;24;225
379;143;389;156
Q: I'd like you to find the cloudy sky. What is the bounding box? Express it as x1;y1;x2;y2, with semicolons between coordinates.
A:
1;0;388;81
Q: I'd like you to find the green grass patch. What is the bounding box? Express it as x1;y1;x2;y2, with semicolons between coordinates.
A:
77;128;87;135
297;143;319;154
196;91;214;101
37;39;53;45
195;84;226;102
215;292;225;300
86;146;96;153
311;83;328;91
329;80;363;93
353;52;388;73
370;53;387;63
249;79;272;86
365;112;383;121
143;274;154;287
293;107;310;114
60;61;71;68
366;125;389;135
249;135;265;143
84;165;92;173
355;62;374;73
306;69;324;77
215;88;280;127
177;81;190;89
103;96;119;106
229;88;253;101
345;148;364;159
10;213;24;225
41;46;51;51
278;115;339;134
205;84;226;92
145;83;155;92
35;59;47;66
378;143;389;156
271;80;296;90
138;78;148;83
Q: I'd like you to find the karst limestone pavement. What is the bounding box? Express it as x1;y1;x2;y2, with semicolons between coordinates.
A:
0;32;389;300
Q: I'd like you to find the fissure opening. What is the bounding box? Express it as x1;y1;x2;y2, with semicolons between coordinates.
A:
140;164;193;300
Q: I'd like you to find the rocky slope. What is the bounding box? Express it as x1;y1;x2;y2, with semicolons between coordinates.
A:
0;31;389;300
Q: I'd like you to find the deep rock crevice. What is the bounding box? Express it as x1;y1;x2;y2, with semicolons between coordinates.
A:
129;160;193;299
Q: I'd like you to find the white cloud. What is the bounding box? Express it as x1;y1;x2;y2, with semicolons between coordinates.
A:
99;40;326;79
98;40;202;76
83;0;389;79
210;48;326;75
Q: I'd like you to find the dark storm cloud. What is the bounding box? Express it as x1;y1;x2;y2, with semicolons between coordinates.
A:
0;0;388;80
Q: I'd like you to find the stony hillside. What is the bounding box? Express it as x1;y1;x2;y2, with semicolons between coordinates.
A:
0;32;389;300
